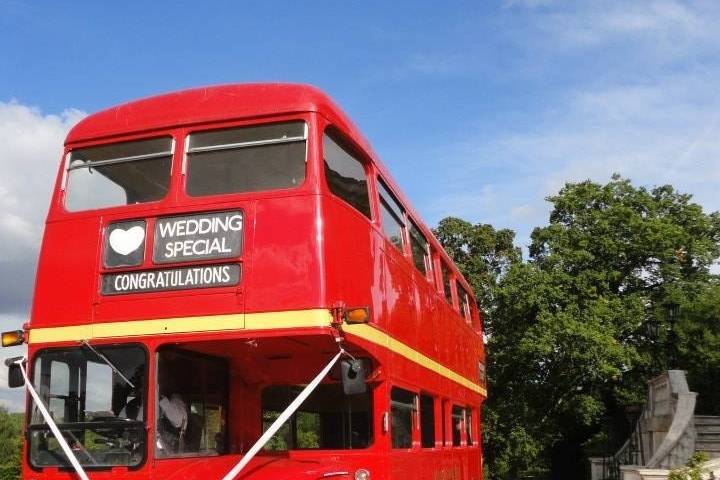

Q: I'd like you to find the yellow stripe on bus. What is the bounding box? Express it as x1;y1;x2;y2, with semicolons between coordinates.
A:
28;309;332;344
27;309;486;397
343;324;487;396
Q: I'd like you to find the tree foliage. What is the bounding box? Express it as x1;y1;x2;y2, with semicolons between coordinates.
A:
436;175;720;479
0;406;22;480
434;218;520;330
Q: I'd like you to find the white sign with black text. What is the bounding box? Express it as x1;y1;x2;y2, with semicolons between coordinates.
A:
153;210;243;263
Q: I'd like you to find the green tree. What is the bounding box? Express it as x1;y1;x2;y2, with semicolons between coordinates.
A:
0;406;22;480
437;175;720;479
676;282;720;415
433;217;521;329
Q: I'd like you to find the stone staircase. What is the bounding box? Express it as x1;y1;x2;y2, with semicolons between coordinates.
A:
695;415;720;460
590;371;720;480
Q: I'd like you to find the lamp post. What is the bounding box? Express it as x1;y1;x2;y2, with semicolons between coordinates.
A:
666;303;679;369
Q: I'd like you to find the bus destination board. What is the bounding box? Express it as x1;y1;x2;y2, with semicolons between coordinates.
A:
102;263;240;295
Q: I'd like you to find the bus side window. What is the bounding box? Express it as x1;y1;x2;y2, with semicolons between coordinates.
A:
470;299;482;332
408;220;429;276
441;262;453;306
465;408;474;446
323;132;372;219
451;405;464;447
457;282;471;323
419;394;435;448
377;178;405;251
441;399;448;447
156;348;229;458
391;387;416;449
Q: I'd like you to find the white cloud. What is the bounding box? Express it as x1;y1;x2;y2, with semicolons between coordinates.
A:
0;314;29;412
438;70;720;245
427;184;499;221
0;101;83;412
507;0;720;65
0;101;85;315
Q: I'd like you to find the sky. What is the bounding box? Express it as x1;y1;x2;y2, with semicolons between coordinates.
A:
2;0;720;409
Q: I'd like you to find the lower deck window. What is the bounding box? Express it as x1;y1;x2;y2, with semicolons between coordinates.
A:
391;388;416;449
452;405;464;446
465;408;474;446
420;394;435;448
155;348;228;458
262;384;371;450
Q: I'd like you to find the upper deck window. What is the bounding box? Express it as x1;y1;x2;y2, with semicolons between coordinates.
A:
441;262;454;305
457;282;471;323
378;179;405;250
323;133;372;219
409;220;430;276
186;121;306;197
65;137;173;212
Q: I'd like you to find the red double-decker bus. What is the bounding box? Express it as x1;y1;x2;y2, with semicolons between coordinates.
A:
3;84;486;480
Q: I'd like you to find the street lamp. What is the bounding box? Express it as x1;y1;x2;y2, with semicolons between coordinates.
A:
666;303;679;369
645;319;660;339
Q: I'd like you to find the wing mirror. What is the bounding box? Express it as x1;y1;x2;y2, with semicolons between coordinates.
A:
5;356;24;388
341;358;369;395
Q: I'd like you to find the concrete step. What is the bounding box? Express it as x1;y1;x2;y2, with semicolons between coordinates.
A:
697;449;720;460
695;415;720;426
696;424;720;435
696;442;720;452
697;432;720;443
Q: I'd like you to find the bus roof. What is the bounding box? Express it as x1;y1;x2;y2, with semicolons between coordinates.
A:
66;83;366;146
64;83;477;304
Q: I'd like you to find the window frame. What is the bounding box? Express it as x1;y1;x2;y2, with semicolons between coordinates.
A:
390;386;418;450
27;343;149;472
154;346;230;460
441;399;449;448
408;218;432;279
465;407;475;447
456;281;472;324
439;260;455;307
63;135;175;213
321;128;373;220
377;177;407;252
183;120;309;198
259;382;374;451
419;393;436;449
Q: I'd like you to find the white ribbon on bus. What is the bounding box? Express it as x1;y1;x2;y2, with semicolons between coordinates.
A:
220;349;345;480
15;358;91;480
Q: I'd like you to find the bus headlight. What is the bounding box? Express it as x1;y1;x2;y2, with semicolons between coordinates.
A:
354;469;370;480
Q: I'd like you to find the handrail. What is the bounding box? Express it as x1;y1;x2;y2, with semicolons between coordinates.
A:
646;392;697;468
601;371;699;480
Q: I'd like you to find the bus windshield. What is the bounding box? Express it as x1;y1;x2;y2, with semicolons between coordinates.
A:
28;345;147;468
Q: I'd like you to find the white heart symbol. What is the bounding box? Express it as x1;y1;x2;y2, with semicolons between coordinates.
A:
109;226;145;256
